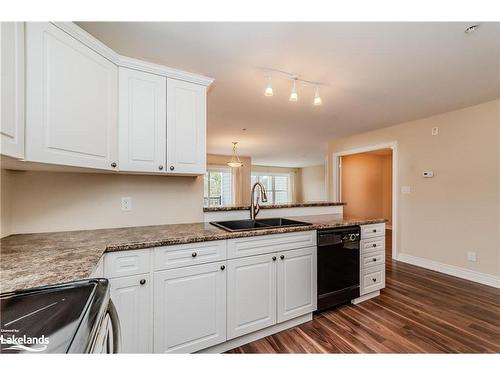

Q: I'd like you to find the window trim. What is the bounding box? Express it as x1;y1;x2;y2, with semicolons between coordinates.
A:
251;171;292;204
204;165;234;207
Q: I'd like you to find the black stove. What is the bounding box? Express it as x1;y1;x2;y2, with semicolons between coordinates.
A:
0;279;117;354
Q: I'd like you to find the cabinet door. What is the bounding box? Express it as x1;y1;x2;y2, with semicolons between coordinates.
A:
154;262;226;353
118;68;166;172
166;78;206;174
0;22;25;159
227;253;277;340
25;22;118;170
277;247;317;323
109;274;152;353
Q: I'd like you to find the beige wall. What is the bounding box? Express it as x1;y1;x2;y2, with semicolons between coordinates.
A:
300;164;326;202
1;170;13;237
328;99;500;277
207;154;252;205
341;152;392;225
2;170;204;235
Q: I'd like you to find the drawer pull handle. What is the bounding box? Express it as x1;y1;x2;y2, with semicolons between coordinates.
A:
111;162;117;168
158;165;164;171
372;258;377;262
140;279;146;285
170;165;175;171
272;256;276;261
280;255;285;260
372;244;377;247
372;278;377;282
192;252;197;258
220;265;225;271
372;229;377;233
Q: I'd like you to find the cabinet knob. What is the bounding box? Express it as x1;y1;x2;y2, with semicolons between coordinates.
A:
220;265;225;271
111;162;117;168
372;278;377;282
158;165;164;171
280;255;285;260
272;256;276;261
372;244;377;247
372;258;377;262
192;252;197;258
140;279;146;285
170;165;175;171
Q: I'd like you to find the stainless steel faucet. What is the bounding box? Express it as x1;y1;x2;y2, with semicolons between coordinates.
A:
250;182;268;220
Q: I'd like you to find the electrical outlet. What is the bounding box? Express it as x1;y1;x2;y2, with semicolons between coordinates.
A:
467;251;477;262
432;127;439;136
121;197;132;211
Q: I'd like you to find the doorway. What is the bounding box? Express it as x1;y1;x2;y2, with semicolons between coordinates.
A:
333;142;397;259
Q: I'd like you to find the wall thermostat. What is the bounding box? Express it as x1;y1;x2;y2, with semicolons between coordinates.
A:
422;171;434;178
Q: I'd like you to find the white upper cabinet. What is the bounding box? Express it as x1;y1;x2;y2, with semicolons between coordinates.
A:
25;22;118;170
166;78;206;175
118;68;166;172
0;22;25;159
277;247;317;323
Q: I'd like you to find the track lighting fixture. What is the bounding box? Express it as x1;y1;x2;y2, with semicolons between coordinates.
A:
264;76;273;97
289;79;298;102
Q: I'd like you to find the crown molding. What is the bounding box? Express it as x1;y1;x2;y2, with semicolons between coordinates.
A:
51;22;214;87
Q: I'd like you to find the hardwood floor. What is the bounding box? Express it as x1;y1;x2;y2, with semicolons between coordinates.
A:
226;230;500;353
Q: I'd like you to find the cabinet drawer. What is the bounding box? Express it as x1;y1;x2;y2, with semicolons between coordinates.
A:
360;237;385;253
227;230;316;259
361;250;385;269
361;223;385;239
154;240;226;271
104;249;151;278
360;265;385;295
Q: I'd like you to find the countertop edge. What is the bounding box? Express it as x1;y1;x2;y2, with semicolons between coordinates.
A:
203;202;346;212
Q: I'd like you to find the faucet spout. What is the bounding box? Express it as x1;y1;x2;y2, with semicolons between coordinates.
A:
250;182;268;220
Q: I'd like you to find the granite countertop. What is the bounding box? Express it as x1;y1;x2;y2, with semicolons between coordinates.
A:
203;201;346;212
0;214;386;293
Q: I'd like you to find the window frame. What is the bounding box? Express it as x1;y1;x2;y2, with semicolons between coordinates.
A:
204;165;234;207
251;171;292;205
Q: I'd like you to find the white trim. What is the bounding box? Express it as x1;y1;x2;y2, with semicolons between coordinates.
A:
397;253;500;289
197;313;312;353
51;22;214;87
351;290;380;304
332;141;398;260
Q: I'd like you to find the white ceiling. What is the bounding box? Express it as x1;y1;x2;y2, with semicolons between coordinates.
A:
78;22;500;167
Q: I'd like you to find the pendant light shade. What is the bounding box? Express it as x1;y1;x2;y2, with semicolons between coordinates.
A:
264;76;274;97
313;87;322;106
289;80;298;102
227;142;243;168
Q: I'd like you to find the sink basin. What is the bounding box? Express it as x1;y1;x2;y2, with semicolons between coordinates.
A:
210;218;312;232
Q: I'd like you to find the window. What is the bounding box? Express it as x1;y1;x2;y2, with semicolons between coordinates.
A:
204;167;233;207
251;172;291;204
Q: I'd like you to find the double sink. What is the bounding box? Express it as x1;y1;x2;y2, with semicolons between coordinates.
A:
210;217;312;232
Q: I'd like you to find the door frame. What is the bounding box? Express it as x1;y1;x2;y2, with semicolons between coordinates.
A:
332;141;398;259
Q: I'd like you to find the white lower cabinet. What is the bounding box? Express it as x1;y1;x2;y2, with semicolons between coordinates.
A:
154;262;227;353
277;246;317;323
227;253;277;340
109;274;152;353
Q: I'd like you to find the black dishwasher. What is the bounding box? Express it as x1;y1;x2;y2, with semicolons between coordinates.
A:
317;226;360;311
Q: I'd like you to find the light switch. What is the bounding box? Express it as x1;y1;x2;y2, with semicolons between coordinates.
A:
401;186;411;194
432;127;439;136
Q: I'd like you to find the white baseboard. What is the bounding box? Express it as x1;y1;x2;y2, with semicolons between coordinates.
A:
351;290;380;304
396;253;500;289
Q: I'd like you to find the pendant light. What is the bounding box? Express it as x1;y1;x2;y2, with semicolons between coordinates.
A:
264;76;274;97
313;87;322;106
227;142;243;168
289;79;298;102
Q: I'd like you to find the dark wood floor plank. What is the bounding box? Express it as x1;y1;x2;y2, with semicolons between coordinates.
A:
226;230;500;353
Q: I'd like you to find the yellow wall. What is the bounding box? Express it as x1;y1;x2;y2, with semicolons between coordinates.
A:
328;99;500;277
300;164;327;202
341;152;392;225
